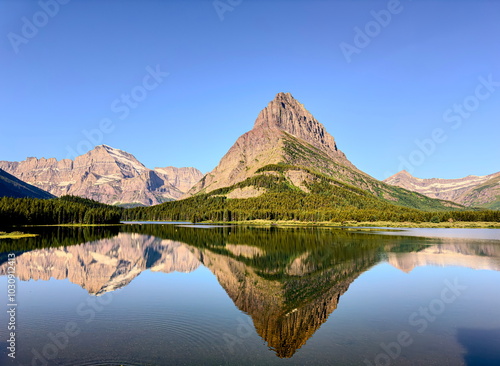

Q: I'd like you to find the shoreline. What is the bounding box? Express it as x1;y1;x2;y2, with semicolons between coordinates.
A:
118;219;500;229
196;220;500;229
1;221;499;229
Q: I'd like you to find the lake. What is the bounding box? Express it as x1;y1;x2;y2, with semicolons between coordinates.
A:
1;224;500;365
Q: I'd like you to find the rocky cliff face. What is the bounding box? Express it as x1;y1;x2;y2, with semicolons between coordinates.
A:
384;170;500;209
186;92;361;196
0;145;203;206
154;166;204;193
253;92;347;162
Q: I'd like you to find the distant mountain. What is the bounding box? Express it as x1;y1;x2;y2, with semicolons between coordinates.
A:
384;170;500;209
184;92;461;211
0;145;203;206
0;168;54;199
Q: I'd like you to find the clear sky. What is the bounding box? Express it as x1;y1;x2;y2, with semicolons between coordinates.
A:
1;0;499;180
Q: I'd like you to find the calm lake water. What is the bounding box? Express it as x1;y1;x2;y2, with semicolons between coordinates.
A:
1;224;500;365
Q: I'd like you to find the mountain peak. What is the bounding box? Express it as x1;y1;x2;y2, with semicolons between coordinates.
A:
253;93;339;154
390;170;413;178
83;144;147;173
274;91;296;101
186;92;359;197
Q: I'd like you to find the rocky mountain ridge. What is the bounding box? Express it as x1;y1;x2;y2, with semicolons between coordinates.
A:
0;145;203;206
384;170;500;209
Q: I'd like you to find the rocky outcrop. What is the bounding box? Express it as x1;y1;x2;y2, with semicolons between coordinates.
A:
253;92;348;163
0;145;203;206
384;170;500;208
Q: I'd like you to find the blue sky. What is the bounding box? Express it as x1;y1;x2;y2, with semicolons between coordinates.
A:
1;0;499;180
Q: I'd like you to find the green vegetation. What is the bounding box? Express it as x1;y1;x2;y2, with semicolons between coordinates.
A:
0;231;38;239
280;134;464;211
481;199;500;210
215;220;500;228
123;164;499;224
0;165;497;227
116;202;148;208
0;195;122;225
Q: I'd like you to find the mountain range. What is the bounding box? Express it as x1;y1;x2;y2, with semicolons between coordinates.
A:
384;170;500;209
1;92;496;212
0;145;202;206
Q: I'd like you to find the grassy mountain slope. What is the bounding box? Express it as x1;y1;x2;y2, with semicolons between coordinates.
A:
463;174;500;209
280;134;462;210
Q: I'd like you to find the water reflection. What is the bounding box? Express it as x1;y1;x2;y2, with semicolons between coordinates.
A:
1;225;500;360
386;239;500;272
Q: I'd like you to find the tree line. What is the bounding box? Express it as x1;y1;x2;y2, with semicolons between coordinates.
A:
122;191;500;223
122;168;500;224
0;196;122;226
1;183;499;226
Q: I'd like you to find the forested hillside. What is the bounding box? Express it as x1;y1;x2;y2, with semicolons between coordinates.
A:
123;165;500;223
0;196;122;226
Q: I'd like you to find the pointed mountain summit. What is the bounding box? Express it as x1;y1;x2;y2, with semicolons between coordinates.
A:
187;92;363;196
253;92;344;160
185;92;459;211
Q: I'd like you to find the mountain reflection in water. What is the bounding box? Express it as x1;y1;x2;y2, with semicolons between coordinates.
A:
1;225;499;359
